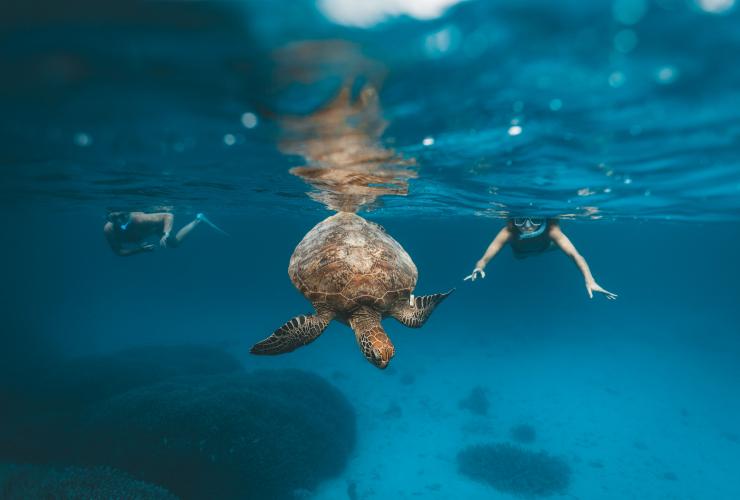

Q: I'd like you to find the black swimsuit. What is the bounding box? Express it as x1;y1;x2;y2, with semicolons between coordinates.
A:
510;224;553;259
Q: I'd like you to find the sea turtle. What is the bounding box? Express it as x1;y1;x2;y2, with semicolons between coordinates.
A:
250;212;452;369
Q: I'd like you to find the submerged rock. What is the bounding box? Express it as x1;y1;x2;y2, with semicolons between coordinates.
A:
0;344;243;464
79;370;356;500
49;344;244;407
458;386;489;416
457;442;571;497
0;464;177;500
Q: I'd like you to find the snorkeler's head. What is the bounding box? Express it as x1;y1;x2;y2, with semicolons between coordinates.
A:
107;211;132;230
511;217;547;239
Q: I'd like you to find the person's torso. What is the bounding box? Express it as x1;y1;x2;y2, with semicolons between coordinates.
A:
509;229;552;258
114;219;163;244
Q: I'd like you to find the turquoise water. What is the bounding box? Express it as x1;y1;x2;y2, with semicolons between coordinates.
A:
1;1;740;499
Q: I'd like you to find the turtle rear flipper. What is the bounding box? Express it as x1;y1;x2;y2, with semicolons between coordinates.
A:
349;307;395;369
391;289;454;328
251;312;332;355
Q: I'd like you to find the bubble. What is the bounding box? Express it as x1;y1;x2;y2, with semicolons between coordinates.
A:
507;125;522;136
223;134;236;146
613;0;648;25
241;112;258;129
608;71;626;88
422;136;435;146
425;25;460;57
656;66;678;84
73;132;92;147
624;177;633;184
549;99;563;111
614;29;638;53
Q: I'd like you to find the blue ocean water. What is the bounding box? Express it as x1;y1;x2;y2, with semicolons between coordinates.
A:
1;0;740;499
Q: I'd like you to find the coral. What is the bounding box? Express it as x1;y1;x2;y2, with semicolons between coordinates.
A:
0;344;243;464
50;344;244;407
457;443;571;497
78;370;356;500
458;386;489;416
509;424;537;444
0;463;177;500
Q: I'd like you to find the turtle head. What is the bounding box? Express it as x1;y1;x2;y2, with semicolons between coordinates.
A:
349;308;396;369
367;337;395;369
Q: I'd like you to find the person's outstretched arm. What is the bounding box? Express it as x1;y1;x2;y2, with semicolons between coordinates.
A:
104;222;154;257
115;244;155;257
548;222;617;299
464;226;512;281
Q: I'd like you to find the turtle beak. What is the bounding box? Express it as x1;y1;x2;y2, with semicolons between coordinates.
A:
371;346;391;369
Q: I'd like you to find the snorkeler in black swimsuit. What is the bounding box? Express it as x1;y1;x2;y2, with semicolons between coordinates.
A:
104;211;227;257
464;217;617;299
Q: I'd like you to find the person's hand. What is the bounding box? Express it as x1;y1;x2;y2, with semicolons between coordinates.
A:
586;281;617;300
464;268;486;282
159;232;170;248
141;243;155;252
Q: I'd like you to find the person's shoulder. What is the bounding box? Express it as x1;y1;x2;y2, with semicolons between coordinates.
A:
137;212;171;221
547;219;562;233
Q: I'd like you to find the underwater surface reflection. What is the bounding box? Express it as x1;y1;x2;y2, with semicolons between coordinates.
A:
1;0;740;499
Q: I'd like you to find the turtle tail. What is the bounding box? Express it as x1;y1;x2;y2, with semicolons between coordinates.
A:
348;307;395;369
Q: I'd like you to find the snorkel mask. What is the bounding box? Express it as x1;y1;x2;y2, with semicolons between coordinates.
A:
513;217;546;239
108;212;132;231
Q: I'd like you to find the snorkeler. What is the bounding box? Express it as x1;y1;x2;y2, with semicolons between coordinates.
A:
464;217;617;299
104;211;227;257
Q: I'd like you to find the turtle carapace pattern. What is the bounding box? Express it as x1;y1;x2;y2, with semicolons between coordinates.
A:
250;212;452;369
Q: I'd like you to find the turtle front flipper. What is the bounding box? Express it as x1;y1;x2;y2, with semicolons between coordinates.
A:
348;307;395;369
391;289;454;328
251;310;334;355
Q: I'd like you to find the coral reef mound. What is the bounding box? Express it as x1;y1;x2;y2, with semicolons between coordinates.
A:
0;463;177;500
457;443;570;497
0;344;243;463
458;386;489;416
79;369;356;500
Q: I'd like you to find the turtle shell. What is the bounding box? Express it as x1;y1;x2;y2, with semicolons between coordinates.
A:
288;212;417;315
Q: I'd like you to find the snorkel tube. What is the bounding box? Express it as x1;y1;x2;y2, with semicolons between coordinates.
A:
516;219;547;239
108;212;132;232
